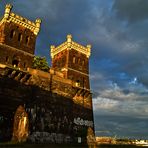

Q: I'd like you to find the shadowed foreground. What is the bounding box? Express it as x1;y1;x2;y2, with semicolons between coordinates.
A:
0;143;88;148
0;143;146;148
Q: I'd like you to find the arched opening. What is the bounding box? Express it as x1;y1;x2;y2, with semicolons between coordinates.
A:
82;60;85;66
12;59;19;67
76;80;80;87
6;56;9;62
10;30;15;38
78;58;80;64
24;62;26;68
12;105;29;142
73;56;76;64
25;36;30;45
18;33;22;42
82;77;85;88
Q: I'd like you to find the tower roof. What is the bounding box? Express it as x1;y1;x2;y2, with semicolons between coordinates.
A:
0;4;41;35
50;34;91;58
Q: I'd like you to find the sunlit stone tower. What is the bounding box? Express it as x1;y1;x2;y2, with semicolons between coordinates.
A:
50;35;93;109
0;4;41;69
51;34;91;89
51;35;95;142
0;4;41;142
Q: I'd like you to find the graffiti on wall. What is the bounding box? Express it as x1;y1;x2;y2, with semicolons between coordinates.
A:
74;117;93;127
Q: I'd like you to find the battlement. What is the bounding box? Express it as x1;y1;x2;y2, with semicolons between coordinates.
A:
0;4;41;35
50;34;91;58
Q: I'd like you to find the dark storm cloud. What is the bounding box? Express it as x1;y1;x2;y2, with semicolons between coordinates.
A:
87;0;148;92
112;0;148;23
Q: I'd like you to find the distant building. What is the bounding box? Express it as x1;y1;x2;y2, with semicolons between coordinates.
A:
96;137;113;144
0;4;94;144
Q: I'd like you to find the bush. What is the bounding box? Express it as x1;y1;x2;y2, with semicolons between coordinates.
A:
33;56;49;72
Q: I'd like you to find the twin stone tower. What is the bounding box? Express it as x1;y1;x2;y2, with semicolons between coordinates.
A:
0;4;94;144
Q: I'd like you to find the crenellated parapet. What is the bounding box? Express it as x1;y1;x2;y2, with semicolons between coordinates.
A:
1;4;41;35
50;34;91;58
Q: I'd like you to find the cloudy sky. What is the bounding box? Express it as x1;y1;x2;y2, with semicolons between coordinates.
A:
1;0;148;139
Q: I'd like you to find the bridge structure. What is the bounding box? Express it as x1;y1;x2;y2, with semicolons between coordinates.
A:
0;4;95;144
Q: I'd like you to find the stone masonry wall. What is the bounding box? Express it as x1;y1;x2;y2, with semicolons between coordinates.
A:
0;44;34;69
0;22;36;54
0;66;94;143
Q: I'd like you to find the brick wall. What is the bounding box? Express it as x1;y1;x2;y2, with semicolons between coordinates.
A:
0;22;36;54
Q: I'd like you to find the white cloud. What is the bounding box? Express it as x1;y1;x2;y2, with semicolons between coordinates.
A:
93;90;148;117
90;73;105;81
92;78;148;117
93;97;119;110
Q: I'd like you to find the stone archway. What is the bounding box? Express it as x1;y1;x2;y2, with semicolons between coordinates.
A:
12;55;20;68
12;105;29;142
12;59;19;67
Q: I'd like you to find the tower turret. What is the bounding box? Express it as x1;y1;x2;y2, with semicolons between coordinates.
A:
34;18;41;35
4;4;12;20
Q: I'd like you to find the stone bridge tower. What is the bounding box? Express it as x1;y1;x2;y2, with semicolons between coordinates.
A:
0;4;41;70
51;34;91;89
50;35;95;141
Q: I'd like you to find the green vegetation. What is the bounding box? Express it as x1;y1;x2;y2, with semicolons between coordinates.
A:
33;56;49;72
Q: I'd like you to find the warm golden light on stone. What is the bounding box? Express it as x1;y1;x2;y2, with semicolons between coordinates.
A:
12;105;29;143
1;4;41;35
87;127;96;148
50;34;91;59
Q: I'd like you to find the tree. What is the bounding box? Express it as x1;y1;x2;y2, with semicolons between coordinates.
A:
33;56;49;72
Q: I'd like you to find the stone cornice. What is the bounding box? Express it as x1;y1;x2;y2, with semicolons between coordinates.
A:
61;67;89;76
0;4;41;35
50;34;91;58
50;42;67;59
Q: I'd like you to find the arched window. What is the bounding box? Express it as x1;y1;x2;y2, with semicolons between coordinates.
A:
76;80;80;87
6;56;9;62
24;62;26;68
12;59;19;67
82;77;85;88
82;60;85;66
18;33;22;42
25;36;30;45
10;30;15;38
78;58;80;64
12;55;20;68
73;56;76;63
